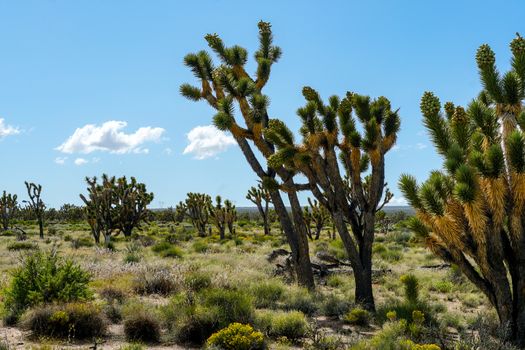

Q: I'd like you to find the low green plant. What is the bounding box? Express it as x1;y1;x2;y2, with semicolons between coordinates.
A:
250;279;285;308
123;309;161;343
3;251;91;321
184;270;212;292
344;307;370;326
281;287;318;315
7;241;38;251
206;322;266;350
22;302;106;340
268;310;308;341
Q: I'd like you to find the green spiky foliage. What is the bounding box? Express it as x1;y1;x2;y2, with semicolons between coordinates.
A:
399;34;525;346
246;184;272;235
181;21;315;289
57;204;84;222
176;193;212;237
209;195;227;239
24;182;46;239
263;85;400;310
0;191;18;231
303;198;330;240
114;176;154;237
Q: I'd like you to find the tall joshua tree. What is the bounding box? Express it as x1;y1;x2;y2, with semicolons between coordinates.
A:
399;34;525;345
181;21;314;289
246;184;272;235
115;176;154;237
176;193;212;237
264;87;399;310
0;191;18;231
303;198;330;240
24;182;46;239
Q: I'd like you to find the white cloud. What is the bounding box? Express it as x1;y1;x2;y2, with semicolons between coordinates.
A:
74;158;88;166
415;143;428;150
387;196;408;206
55;157;67;165
56;121;165;154
164;147;173;156
183;125;236;159
0;118;20;138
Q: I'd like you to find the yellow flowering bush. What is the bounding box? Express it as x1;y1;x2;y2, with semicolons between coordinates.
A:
206;322;265;350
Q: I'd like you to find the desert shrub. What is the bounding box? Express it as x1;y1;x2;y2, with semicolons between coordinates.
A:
206;322;266;350
385;231;412;245
326;274;346;288
151;241;172;252
250;279;285;308
184;270;212;292
99;286;127;303
0;340;10;350
22;302;106;339
193;240;209;253
268;310;308;341
119;344;145;350
344;307;370;326
133;266;177;295
161;246;184;258
431;281;453;294
70;236;94;249
455;314;518;350
202;289;254;327
3;251;91;320
321;294;351;317
281;287;318;315
123;241;142;263
7;241;38;251
123;309;161;343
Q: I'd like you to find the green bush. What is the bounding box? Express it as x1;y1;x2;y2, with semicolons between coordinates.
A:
160;246;184;258
123;241;142;263
268;310;308;340
119;344;145;350
22;302;106;340
133;266;177;295
202;289;254;328
281;287;318;315
193;240;209;253
123;310;161;343
206;322;266;350
344;307;370;326
321;294;351;317
3;251;91;320
432;280;453;294
250;280;285;308
7;241;38;251
184;270;212;292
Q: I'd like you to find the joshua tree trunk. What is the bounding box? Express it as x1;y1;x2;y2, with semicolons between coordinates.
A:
38;218;44;239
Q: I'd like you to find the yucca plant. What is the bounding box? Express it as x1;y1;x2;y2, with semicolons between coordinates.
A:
176;192;212;237
303;198;330;240
24;182;46;239
399;34;525;345
181;21;314;289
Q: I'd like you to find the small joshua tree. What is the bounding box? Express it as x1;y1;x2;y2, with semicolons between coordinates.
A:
303;198;330;240
115;176;154;237
246;184;272;235
399;34;525;346
0;191;18;231
209;195;227;239
176;193;211;237
224;199;237;235
24;182;46;239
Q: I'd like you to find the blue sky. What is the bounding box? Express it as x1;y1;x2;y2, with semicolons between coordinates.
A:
0;0;523;208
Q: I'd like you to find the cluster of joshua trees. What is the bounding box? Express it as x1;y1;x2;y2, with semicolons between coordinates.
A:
181;22;525;345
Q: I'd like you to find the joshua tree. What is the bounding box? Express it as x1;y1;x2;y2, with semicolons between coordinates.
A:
24;182;46;239
209;195;227;239
264;87;399;310
57;204;84;222
176;193;212;237
181;21;314;289
114;176;154;237
303;198;330;240
0;191;18;231
399;34;525;345
80;175;117;244
224;199;237;235
375;210;392;234
246;184;272;235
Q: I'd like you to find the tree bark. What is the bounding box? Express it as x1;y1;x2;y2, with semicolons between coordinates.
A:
38;218;44;239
